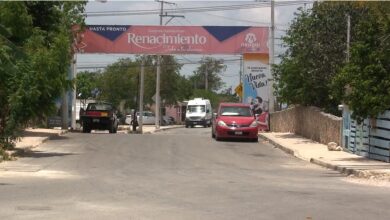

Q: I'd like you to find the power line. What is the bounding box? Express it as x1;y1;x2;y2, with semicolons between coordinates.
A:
85;2;312;17
77;58;242;69
86;1;313;16
85;3;270;16
201;12;270;26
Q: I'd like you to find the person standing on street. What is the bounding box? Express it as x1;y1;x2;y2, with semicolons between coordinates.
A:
131;111;138;132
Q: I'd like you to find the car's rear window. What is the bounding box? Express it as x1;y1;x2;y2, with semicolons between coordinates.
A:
87;103;112;111
220;106;252;116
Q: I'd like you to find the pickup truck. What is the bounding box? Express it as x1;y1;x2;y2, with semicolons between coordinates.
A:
80;102;118;133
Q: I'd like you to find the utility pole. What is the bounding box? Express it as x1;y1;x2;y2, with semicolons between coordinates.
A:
341;14;351;148
347;14;351;62
239;55;243;102
155;0;163;129
71;54;77;130
269;0;275;112
156;55;161;129
155;0;184;129
205;61;208;91
61;90;68;130
138;58;145;133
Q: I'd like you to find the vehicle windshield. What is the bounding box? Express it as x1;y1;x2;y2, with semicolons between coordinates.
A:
187;105;205;113
220;106;252;117
87;103;112;111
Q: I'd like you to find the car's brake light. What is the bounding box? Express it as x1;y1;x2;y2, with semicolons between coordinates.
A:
100;112;108;117
86;111;100;116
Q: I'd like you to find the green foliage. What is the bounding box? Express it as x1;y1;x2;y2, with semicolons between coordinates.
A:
273;1;368;114
0;1;85;151
332;3;390;121
84;55;189;111
160;55;185;105
97;58;139;108
85;55;234;114
189;57;225;92
76;71;100;99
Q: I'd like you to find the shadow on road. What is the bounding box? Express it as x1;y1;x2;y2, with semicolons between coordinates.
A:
18;151;77;158
48;135;69;140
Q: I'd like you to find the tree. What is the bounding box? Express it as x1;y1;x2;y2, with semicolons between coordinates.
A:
97;58;139;109
135;55;189;106
273;1;367;114
160;55;185;105
0;1;86;154
90;55;189;112
332;2;390;121
76;71;101;100
190;57;226;92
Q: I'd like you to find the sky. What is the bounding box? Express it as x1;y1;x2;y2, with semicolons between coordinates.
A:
77;0;313;91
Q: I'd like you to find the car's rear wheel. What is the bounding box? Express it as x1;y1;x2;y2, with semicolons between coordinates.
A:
82;124;91;133
109;123;116;133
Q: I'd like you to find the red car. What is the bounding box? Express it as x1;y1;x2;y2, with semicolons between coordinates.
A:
212;103;259;142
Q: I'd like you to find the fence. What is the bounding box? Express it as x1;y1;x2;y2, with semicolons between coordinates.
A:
270;106;342;146
271;106;390;162
348;111;390;162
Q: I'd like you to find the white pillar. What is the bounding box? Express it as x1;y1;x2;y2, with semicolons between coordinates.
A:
139;58;145;132
71;54;77;130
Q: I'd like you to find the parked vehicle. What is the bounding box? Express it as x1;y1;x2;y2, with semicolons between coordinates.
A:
212;103;259;142
80;102;119;133
162;116;174;125
185;98;212;128
125;111;156;125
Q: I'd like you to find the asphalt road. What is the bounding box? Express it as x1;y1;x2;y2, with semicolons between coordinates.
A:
1;127;390;219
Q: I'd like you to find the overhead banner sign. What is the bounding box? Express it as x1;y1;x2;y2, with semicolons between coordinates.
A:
76;25;269;55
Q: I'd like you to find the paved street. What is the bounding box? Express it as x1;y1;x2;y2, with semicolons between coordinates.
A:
1;127;390;219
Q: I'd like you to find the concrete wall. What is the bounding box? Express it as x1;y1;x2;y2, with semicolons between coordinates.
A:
270;106;342;146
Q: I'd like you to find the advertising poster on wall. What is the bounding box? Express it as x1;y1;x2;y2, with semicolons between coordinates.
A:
243;53;270;131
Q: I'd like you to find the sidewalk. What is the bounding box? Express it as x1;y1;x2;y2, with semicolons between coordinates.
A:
259;132;390;181
3;128;67;159
15;128;67;149
121;124;184;134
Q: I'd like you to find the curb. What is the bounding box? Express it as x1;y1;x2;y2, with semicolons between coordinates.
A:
309;158;389;180
258;134;301;159
309;158;358;176
143;125;185;134
258;133;390;180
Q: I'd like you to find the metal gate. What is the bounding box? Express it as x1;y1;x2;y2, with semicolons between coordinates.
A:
346;110;390;162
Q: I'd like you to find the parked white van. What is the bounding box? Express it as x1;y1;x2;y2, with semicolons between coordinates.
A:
185;98;212;128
